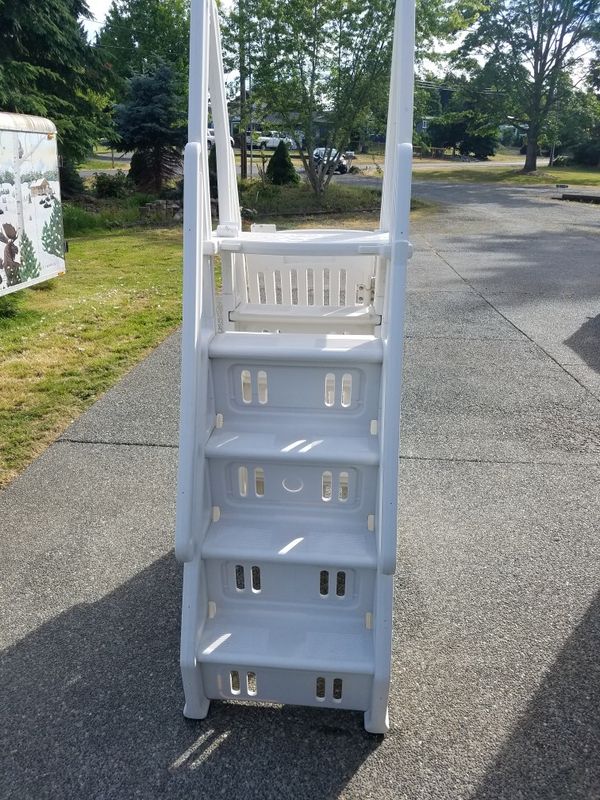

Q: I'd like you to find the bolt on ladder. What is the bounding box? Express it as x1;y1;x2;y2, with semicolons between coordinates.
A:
176;0;415;734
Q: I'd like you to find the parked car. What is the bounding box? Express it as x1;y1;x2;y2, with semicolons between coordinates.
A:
207;128;234;149
312;147;348;174
257;131;298;150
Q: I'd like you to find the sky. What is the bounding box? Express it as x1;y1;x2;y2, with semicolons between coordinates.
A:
83;0;112;37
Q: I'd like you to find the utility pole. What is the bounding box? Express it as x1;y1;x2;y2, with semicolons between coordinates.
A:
239;0;248;179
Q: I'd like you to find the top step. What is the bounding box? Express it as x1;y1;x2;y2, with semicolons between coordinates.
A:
208;332;384;364
212;228;397;258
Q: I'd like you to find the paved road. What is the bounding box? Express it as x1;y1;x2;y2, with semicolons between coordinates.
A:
2;184;600;799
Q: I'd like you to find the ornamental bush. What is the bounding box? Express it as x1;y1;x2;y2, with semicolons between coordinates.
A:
266;141;299;185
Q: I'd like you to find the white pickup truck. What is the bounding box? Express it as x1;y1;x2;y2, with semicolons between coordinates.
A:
207;128;234;149
256;131;298;150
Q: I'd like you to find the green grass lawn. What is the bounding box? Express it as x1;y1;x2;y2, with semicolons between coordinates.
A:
79;158;131;172
0;228;183;486
413;164;600;186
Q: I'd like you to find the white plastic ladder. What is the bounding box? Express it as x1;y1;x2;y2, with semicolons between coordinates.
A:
176;0;415;734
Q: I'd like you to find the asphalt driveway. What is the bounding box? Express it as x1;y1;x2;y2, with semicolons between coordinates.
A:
1;183;599;799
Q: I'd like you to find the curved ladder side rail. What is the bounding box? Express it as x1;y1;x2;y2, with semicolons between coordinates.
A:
377;141;412;578
175;0;214;563
366;0;415;734
366;145;413;734
208;0;241;233
377;0;416;575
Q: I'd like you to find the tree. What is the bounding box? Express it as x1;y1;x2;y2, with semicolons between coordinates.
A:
462;0;600;171
0;0;109;166
19;233;41;281
266;141;300;185
425;73;502;158
114;63;187;194
96;0;190;100
226;0;398;194
223;0;480;193
42;201;65;258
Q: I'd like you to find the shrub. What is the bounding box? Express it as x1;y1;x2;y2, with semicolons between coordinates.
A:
266;141;299;185
552;154;574;167
93;170;129;198
238;179;379;216
59;161;85;199
62;204;102;235
572;140;600;166
0;294;21;320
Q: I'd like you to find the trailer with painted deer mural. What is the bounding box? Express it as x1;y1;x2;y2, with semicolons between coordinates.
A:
0;113;65;297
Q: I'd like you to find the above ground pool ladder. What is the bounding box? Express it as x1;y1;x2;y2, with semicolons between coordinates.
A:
176;0;416;734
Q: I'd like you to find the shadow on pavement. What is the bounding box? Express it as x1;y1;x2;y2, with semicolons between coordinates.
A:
564;314;600;373
472;590;600;800
0;553;378;800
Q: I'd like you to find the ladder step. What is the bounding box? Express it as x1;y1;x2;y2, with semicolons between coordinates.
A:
229;304;380;330
201;661;371;710
197;609;374;673
217;227;392;256
202;520;377;567
206;430;379;465
209;331;384;364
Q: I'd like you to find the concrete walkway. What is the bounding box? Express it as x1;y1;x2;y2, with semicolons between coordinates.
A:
1;184;599;799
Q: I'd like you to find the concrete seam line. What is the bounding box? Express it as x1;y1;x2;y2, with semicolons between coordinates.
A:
54;438;178;450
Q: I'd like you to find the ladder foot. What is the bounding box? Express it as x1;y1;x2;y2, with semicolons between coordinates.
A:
363;707;390;735
183;697;211;720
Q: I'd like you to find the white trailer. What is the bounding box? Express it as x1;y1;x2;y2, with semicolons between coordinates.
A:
0;113;65;297
176;0;415;733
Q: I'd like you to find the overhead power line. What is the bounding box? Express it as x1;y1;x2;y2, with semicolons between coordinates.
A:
414;79;507;95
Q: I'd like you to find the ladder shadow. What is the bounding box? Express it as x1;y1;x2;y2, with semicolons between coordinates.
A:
1;553;379;799
472;589;600;799
564;313;600;374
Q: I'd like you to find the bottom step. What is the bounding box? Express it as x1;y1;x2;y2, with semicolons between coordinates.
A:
201;663;372;711
197;610;374;672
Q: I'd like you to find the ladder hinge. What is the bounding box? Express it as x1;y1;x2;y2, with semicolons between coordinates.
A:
369;276;376;304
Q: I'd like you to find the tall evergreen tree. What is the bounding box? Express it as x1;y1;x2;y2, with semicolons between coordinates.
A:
114;63;187;193
0;0;109;166
96;0;190;101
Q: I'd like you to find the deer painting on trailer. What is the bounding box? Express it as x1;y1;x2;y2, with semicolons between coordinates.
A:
0;113;65;297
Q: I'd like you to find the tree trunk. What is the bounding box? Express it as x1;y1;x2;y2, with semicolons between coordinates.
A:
239;0;248;180
524;133;538;172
